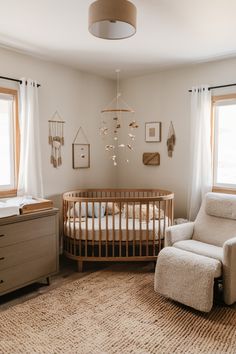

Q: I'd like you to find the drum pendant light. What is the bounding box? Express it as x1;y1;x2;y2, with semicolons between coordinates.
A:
89;0;137;40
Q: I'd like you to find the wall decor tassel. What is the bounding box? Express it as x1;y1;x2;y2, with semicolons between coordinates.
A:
48;111;65;168
167;121;176;157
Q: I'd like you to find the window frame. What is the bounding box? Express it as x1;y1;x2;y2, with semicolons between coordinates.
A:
0;87;19;197
212;93;236;195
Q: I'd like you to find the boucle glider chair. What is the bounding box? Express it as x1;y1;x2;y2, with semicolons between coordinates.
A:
155;192;236;312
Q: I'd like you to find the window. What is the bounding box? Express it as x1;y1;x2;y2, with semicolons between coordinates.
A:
212;94;236;192
0;88;19;196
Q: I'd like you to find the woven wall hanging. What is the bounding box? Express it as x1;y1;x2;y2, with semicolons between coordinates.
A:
167;121;176;157
48;111;65;168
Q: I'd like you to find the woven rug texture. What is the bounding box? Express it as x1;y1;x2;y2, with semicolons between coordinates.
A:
1;265;236;354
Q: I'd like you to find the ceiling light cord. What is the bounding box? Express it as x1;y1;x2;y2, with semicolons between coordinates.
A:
116;69;121;110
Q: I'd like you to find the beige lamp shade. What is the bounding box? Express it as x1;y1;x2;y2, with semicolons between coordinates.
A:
89;0;137;40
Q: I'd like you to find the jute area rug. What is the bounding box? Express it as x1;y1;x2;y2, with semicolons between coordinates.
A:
1;264;236;354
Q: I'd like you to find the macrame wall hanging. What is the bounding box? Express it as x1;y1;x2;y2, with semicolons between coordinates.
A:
167;121;176;157
48;111;65;168
72;127;90;169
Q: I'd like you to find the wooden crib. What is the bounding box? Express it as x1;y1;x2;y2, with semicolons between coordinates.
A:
63;189;174;271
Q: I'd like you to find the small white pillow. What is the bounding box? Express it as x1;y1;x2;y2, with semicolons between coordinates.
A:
123;204;164;221
67;202;106;218
106;202;120;215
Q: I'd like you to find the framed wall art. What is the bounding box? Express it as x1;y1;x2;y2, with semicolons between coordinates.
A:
145;122;161;142
72;143;90;169
143;152;160;166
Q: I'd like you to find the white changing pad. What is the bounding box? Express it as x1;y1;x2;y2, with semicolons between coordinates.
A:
0;202;19;218
0;196;37;218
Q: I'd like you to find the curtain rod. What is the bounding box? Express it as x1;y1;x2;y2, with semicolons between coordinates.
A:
0;75;41;88
188;83;236;92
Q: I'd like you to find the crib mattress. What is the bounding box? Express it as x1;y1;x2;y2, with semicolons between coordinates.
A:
65;215;169;242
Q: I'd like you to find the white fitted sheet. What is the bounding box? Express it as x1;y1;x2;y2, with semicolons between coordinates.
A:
65;214;169;241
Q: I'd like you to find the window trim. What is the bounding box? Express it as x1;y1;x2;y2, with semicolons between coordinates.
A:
0;87;19;198
211;93;236;194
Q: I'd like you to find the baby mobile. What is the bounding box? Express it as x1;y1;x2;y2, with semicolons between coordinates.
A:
99;69;139;166
48;111;65;168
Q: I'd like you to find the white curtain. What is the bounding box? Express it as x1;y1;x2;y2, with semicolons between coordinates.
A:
187;86;212;221
18;79;44;198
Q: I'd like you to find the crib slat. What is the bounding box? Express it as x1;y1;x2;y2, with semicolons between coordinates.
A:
79;201;82;257
153;201;155;256
67;202;71;255
146;202;149;256
119;202;122;257
139;203;142;256
106;202;108;257
167;199;170;227
63;200;66;236
158;201;161;253
171;199;174;225
63;200;66;252
112;202;115;257
73;202;76;256
85;202;88;257
163;200;167;251
92;202;95;257
133;202;135;257
70;202;73;255
126;202;129;257
99;202;102;257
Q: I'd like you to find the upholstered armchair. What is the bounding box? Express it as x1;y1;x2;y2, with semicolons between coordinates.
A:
165;192;236;305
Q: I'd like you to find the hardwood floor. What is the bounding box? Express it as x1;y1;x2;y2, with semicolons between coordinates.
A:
0;256;110;311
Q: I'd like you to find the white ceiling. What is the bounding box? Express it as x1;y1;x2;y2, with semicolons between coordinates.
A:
0;0;236;79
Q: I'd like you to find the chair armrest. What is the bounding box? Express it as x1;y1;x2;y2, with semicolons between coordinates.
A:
165;222;194;247
223;237;236;305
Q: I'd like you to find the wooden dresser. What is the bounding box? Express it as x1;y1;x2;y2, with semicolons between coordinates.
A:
0;208;59;296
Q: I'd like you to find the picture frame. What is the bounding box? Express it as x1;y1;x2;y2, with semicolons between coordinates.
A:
145;122;161;142
72;143;90;169
143;152;160;166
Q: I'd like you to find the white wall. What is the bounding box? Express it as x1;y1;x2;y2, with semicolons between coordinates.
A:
0;47;117;207
2;46;236;218
119;57;236;217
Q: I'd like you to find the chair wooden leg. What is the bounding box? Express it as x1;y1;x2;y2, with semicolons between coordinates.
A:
46;276;51;286
77;261;83;273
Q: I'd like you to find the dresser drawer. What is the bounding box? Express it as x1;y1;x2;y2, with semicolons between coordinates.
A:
0;234;56;271
0;216;56;247
0;254;57;295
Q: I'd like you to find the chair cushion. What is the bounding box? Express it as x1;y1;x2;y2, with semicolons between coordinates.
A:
173;239;223;263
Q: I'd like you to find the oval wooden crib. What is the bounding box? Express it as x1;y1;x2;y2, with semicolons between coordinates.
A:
63;189;174;271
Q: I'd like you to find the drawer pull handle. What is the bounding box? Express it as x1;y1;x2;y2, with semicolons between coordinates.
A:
0;257;5;261
0;280;3;284
0;234;5;238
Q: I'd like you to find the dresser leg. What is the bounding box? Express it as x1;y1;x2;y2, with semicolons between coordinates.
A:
46;276;51;286
77;261;83;273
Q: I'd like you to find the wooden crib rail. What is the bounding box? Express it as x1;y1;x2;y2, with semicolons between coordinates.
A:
63;189;174;201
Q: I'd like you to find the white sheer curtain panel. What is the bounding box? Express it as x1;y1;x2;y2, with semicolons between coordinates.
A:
18;79;44;198
187;86;212;221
